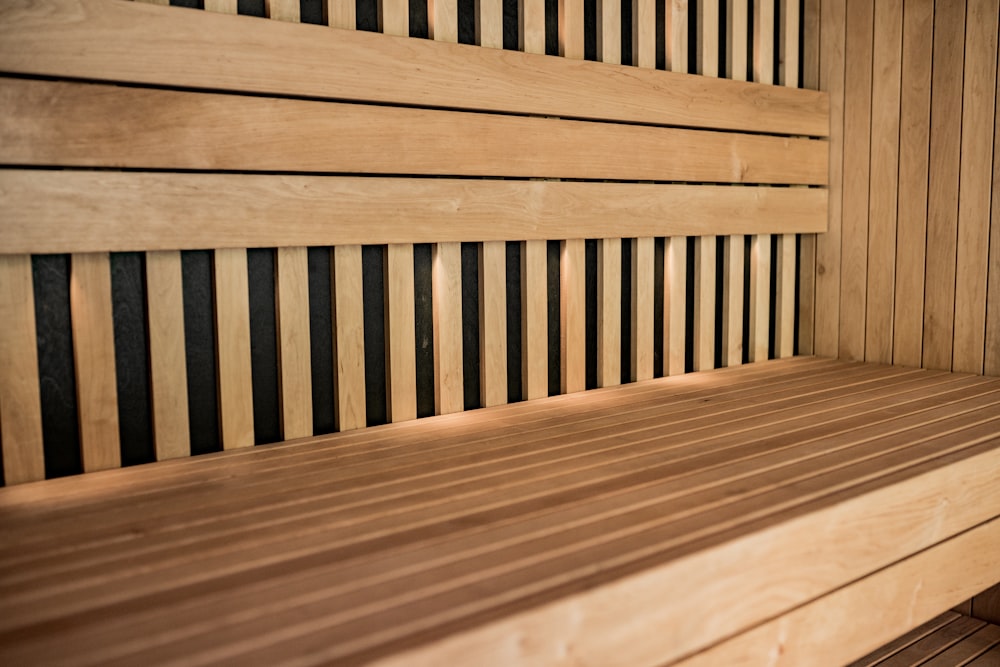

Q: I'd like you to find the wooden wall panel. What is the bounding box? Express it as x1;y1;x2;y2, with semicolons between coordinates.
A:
214;248;255;450
987;70;1000;378
276;247;313;439
479;241;507;406
333;246;366;430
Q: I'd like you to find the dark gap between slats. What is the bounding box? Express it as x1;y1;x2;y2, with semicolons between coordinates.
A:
503;0;519;49
714;237;726;369
170;0;203;7
461;242;481;410
237;0;265;16
0;433;4;485
307;248;336;436
768;234;778;359
410;0;429;37
363;245;388;427
797;0;805;88
32;255;82;479
621;0;633;66
248;249;280;445
414;244;436;419
655;0;665;69
718;0;726;77
182;250;220;455
301;0;324;23
358;0;379;31
585;239;598;390
741;236;751;364
653;237;665;377
745;1;754;82
458;0;476;44
584;0;597;61
620;239;632;384
685;237;695;372
794;234;802;356
110;252;154;467
547;240;561;395
687;0;697;74
772;0;780;86
506;242;523;403
545;0;559;55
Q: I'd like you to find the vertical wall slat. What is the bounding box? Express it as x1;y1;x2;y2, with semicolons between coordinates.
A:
333;245;367;430
697;0;720;77
204;0;238;12
477;0;504;48
327;0;357;29
479;241;508;406
597;0;621;63
521;240;548;398
559;0;585;58
987;50;1000;377
433;242;464;413
776;0;799;359
597;240;622;387
561;239;587;392
665;237;687;374
725;0;749;366
0;255;45;483
266;0;300;21
385;244;417;421
382;0;409;35
953;0;999;374
751;0;774;361
666;0;689;73
798;0;820;356
520;0;545;54
214;248;255;449
70;253;121;471
276;247;313;439
632;0;655;68
631;237;654;381
145;251;190;460
694;0;718;371
892;0;933;368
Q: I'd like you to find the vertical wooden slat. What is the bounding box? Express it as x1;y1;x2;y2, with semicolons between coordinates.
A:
666;0;689;73
665;237;687;375
0;255;45;483
561;239;586;393
276;247;313;439
630;237;654;381
798;0;820;356
381;0;409;36
727;0;749;80
519;0;545;54
815;0;846;358
479;241;508;406
559;0;585;58
776;0;799;359
893;0;933;368
953;0;999;374
864;0;902;365
725;0;749;366
145;251;190;460
430;0;457;40
632;0;655;68
922;0;966;371
697;0;719;77
521;241;548;398
70;253;120;471
385;244;417;422
597;0;621;63
433;243;463;413
265;0;300;21
326;0;357;30
477;0;503;48
839;0;873;362
751;0;774;362
987;51;1000;378
694;0;718;372
332;245;366;430
214;248;254;449
203;0;237;11
597;239;621;387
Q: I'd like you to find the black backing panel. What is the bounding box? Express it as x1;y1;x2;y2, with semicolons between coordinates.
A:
547;240;561;396
363;246;388;427
414;244;436;419
506;242;523;404
237;0;264;16
182;250;220;456
358;0;378;31
248;249;280;445
461;243;481;410
742;236;752;364
769;234;778;360
301;0;324;23
685;237;695;372
308;248;336;436
620;239;632;384
585;239;597;390
653;237;665;377
714;238;725;369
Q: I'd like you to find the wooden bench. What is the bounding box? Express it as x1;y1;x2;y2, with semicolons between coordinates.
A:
0;1;998;665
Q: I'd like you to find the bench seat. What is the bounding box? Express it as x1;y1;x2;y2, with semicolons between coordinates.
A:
1;356;999;666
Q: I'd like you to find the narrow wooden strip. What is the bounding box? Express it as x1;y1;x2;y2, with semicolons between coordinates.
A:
749;235;770;362
265;0;300;21
799;234;816;355
674;521;1000;667
559;0;585;58
780;0;799;86
694;236;715;371
145;251;190;460
433;243;463;415
632;0;655;68
953;0;999;374
276;247;313;440
333;245;366;431
70;253;120;471
630;237;654;381
922;626;1000;667
381;0;408;36
666;0;688;73
597;239;621;387
722;236;744;366
727;0;748;81
325;0;356;29
519;0;544;53
385;244;417;422
0;172;829;254
698;0;719;77
560;239;586;393
988;56;1000;378
521;240;548;399
802;0;820;89
775;233;796;358
875;616;989;667
967;646;1000;666
476;0;502;48
203;0;236;11
214;248;255;450
0;255;45;483
597;0;620;64
665;236;686;375
479;241;508;407
753;0;775;85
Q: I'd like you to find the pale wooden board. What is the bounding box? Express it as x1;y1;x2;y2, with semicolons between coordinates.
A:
69;253;120;472
559;0;584;58
0;173;827;255
780;0;803;361
0;0;829;137
429;0;457;41
0;79;828;186
521;240;548;400
381;0;408;36
750;235;771;362
803;0;820;89
727;0;748;80
325;0;356;29
922;0;967;371
203;0;236;11
632;0;655;68
333;245;367;431
213;248;255;450
922;625;1000;667
597;0;620;64
753;0;774;85
145;251;191;461
722;237;745;366
775;233;796;358
385;244;417;423
989;61;1000;378
276;247;313;440
839;0;874;362
952;0;999;374
665;237;686;375
798;0;821;356
476;0;502;48
892;0;933;369
597;239;622;388
780;0;799;86
433;242;464;415
631;237;654;381
561;239;586;393
0;254;45;484
666;0;688;73
265;0;299;21
814;0;846;358
673;521;1000;667
698;0;719;77
519;0;544;53
479;241;508;407
693;236;715;371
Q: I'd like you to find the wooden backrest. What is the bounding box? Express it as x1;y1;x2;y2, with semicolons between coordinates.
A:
0;0;829;484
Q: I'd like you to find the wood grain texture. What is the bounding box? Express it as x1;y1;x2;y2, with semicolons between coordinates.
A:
988;65;1000;378
145;251;190;461
559;0;584;58
433;243;463;415
521;240;548;400
276;247;313;440
848;613;961;666
385;244;417;422
0;0;829;137
519;0;544;53
429;0;456;41
476;0;502;48
70;253;120;471
0;254;45;484
922;624;1000;667
381;0;408;36
727;0;748;81
694;236;715;371
775;233;796;358
333;245;366;431
479;241;508;407
722;236;745;366
798;0;820;356
0;172;828;254
561;239;586;393
780;0;799;86
953;0;999;374
265;0;299;21
326;0;356;29
214;249;254;450
750;234;771;362
632;0;655;68
630;237;654;381
892;0;933;369
973;584;1000;625
665;236;686;375
667;0;688;73
698;0;719;76
597;0;621;64
0;78;827;186
753;0;774;85
872;616;988;667
597;239;621;388
203;0;237;12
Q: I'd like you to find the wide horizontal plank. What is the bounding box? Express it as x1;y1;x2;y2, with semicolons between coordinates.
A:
0;0;830;137
0;170;827;253
0;78;828;185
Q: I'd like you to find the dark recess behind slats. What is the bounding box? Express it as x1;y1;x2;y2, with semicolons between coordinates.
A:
182;250;221;456
308;248;336;435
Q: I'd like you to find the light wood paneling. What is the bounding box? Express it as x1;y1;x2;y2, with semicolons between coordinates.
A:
479;241;507;407
429;0;457;41
776;234;796;358
559;0;584;59
276;247;313;440
665;236;686;375
204;0;237;13
597;239;621;387
632;0;655;68
332;245;366;431
798;0;820;356
518;0;544;53
630;237;654;381
213;248;254;450
433;243;463;415
381;0;408;36
265;0;299;21
476;0;503;48
561;239;586;393
385;244;417;422
722;237;745;366
749;234;770;362
666;0;688;73
698;0;719;77
325;0;356;29
597;0;621;64
521;240;548;399
727;0;748;80
145;251;190;460
70;253;120;471
694;236;716;371
0;255;45;484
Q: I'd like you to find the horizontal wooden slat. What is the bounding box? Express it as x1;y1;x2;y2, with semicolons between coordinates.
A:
0;78;828;185
0;0;830;137
0;171;827;253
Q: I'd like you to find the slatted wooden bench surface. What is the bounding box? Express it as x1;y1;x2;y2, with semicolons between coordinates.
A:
1;357;999;666
852;611;1000;667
